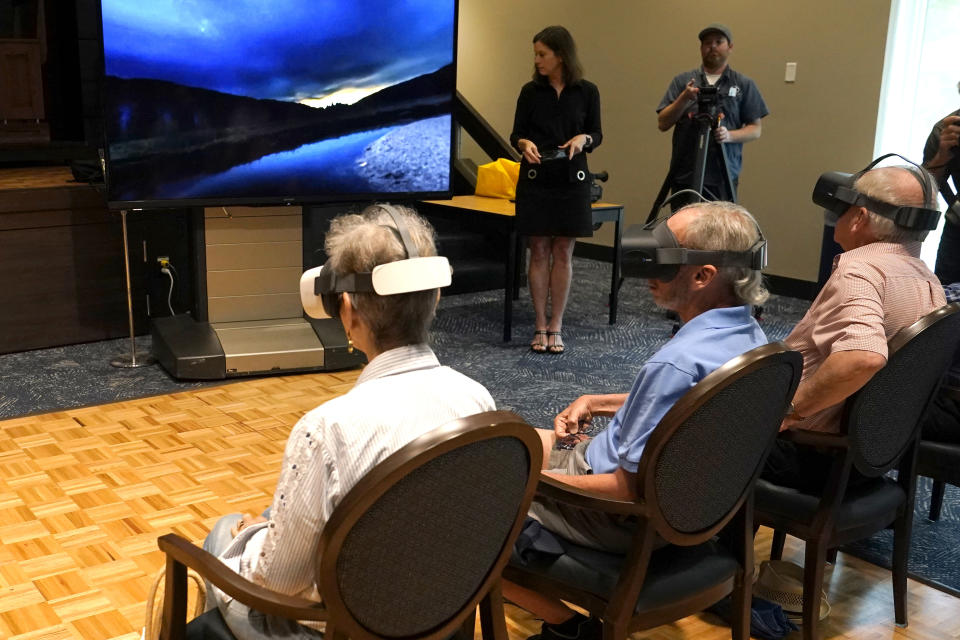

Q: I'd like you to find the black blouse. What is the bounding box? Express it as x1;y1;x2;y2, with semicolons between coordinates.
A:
510;79;602;156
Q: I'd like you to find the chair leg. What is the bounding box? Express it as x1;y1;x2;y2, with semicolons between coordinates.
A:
326;626;348;640
730;570;751;640
602;618;627;640
893;513;911;626
802;542;827;640
459;606;477;640
770;529;786;560
160;557;187;640
929;480;945;521
478;581;508;640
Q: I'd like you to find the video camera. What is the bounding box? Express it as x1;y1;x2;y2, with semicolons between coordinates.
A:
696;84;721;125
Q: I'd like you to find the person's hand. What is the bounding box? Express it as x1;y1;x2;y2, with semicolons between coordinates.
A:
519;139;541;164
680;78;700;105
714;125;732;143
936;115;960;157
554;395;594;437
560;134;589;158
231;513;268;537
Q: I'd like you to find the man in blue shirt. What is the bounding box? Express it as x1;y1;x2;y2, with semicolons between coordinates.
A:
656;24;769;207
503;201;769;640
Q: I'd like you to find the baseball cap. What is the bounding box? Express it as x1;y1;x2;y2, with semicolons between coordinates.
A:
699;23;732;43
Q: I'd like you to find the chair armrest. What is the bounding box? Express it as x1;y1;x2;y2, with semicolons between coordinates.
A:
536;474;647;516
158;534;328;622
778;428;848;450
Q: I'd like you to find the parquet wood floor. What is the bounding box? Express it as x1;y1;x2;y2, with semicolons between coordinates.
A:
1;371;959;639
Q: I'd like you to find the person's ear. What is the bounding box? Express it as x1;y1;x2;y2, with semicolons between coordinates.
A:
340;292;357;328
693;264;718;288
850;207;868;232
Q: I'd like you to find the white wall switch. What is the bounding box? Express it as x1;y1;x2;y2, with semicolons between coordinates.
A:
785;62;797;82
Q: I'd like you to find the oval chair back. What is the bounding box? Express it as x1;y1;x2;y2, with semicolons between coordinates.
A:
315;410;542;640
845;302;960;476
637;342;803;546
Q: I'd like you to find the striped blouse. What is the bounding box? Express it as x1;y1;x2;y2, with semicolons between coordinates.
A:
214;343;495;606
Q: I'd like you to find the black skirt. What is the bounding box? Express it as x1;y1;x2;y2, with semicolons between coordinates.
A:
515;153;593;238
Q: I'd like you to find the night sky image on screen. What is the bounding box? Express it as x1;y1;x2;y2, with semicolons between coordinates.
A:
100;0;456;204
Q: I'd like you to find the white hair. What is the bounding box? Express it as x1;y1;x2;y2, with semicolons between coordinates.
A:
678;201;769;306
324;204;439;350
855;165;938;243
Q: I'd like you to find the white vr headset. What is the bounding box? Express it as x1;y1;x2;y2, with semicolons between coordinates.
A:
299;204;452;319
300;256;452;319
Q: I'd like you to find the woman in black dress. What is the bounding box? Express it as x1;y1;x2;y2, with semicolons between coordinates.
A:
510;25;602;354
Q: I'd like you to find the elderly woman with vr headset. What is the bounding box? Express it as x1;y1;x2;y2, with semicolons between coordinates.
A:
200;204;495;639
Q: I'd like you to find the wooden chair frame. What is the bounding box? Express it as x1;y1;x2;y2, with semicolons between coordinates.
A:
505;342;802;640
158;410;543;640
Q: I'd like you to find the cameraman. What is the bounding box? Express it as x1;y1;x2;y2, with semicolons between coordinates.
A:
923;85;960;285
656;24;768;208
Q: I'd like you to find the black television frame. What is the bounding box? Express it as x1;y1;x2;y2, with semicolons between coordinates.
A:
97;0;459;211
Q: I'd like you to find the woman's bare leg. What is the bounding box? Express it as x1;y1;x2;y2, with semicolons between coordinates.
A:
528;236;552;344
547;237;576;348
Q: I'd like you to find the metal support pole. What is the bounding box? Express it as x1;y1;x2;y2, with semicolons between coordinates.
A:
111;209;155;368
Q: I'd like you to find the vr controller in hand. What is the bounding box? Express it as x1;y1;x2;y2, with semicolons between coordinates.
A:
540;148;570;162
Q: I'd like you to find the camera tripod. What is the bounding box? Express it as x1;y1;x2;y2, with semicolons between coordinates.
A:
689;109;738;203
642;101;763;324
647;96;739;223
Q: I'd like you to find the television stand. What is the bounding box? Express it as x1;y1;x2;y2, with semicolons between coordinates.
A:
151;314;359;379
151;205;364;380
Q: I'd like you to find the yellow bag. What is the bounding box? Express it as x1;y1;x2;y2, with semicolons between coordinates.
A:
475;158;520;199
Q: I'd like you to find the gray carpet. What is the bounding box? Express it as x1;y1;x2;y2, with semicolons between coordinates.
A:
2;256;958;596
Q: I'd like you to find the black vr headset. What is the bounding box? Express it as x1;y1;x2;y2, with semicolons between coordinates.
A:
621;192;767;281
812;153;941;230
298;204;452;319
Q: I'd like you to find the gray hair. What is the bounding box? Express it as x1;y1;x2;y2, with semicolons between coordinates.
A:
324;204;439;351
855;165;938;243
678;201;769;306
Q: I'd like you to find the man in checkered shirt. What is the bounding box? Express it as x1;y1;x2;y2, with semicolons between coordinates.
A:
763;164;945;491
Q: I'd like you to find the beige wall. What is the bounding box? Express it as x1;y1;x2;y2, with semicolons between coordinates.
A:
456;1;891;282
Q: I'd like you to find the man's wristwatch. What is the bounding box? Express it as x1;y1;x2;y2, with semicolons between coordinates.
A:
583;134;593;148
786;401;805;421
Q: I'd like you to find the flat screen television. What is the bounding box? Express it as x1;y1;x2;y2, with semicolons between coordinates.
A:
99;0;457;209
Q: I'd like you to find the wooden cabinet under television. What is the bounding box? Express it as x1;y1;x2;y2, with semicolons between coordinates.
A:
0;0;49;144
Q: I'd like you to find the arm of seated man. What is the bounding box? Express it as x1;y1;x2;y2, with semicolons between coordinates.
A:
543;464;638;502
783;349;886;430
554;393;629;437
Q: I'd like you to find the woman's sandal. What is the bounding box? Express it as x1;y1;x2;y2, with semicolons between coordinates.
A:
531;330;549;353
547;331;565;354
